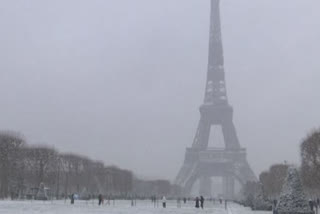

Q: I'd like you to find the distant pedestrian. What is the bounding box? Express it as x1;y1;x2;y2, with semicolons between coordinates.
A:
315;200;319;214
183;197;187;204
98;194;103;206
200;196;204;209
162;196;167;208
273;199;278;214
195;197;200;208
71;194;75;204
309;199;314;211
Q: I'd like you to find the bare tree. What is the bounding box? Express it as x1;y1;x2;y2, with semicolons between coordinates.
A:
24;146;58;188
301;129;320;195
0;131;25;198
60;153;82;196
259;164;288;199
240;181;261;207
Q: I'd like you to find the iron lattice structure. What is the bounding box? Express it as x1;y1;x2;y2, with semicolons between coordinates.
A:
175;0;257;198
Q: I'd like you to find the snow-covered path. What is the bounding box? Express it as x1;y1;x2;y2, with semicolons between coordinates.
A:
0;200;271;214
228;203;270;214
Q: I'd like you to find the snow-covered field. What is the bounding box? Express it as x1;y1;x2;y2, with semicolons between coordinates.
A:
0;200;271;214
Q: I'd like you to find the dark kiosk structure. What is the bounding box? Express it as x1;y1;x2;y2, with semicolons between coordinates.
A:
175;0;256;198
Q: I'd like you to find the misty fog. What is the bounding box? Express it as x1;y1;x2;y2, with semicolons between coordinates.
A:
0;0;319;180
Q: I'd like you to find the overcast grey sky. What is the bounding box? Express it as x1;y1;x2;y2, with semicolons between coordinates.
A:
0;0;319;180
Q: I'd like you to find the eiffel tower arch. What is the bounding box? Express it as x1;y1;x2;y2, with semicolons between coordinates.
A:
175;0;257;198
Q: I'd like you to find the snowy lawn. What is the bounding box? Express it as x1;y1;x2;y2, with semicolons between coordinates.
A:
228;203;271;214
0;200;271;214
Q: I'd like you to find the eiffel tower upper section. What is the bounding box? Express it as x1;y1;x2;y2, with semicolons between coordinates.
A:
204;0;228;106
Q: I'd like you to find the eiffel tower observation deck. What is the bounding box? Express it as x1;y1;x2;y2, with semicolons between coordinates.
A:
175;0;257;198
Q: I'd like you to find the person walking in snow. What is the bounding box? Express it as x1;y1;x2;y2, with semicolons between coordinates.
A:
195;197;200;208
98;194;103;206
225;199;228;210
71;193;75;204
309;199;314;211
200;196;205;209
162;196;167;208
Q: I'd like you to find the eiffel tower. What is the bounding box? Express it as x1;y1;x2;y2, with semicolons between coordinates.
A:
175;0;256;198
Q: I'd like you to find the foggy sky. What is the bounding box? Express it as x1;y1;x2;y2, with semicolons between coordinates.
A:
0;0;319;180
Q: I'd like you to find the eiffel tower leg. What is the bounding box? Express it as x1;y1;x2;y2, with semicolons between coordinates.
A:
222;121;240;149
175;163;195;189
192;118;211;149
175;148;200;195
199;177;212;197
235;160;257;185
175;117;212;194
223;176;234;199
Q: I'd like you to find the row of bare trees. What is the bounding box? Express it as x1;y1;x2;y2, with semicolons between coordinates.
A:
241;128;320;204
133;179;174;197
0;131;133;199
240;163;289;208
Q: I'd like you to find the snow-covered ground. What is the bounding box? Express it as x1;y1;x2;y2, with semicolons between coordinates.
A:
0;200;271;214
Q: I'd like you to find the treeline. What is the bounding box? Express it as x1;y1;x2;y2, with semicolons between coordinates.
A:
241;128;320;209
0;131;175;200
133;179;181;198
